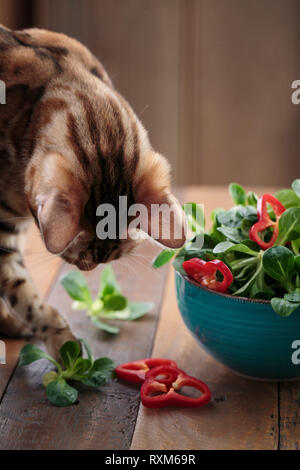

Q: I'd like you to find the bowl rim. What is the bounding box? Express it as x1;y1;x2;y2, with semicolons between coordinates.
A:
175;269;271;305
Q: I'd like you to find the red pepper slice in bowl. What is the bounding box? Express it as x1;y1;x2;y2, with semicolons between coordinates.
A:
115;358;177;384
182;258;233;293
250;193;285;250
140;365;211;408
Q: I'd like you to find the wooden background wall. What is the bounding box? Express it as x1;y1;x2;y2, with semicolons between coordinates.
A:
1;0;300;187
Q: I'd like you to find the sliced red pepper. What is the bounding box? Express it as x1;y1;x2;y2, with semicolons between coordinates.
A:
182;258;233;293
140;365;211;408
249;194;285;250
115;358;177;384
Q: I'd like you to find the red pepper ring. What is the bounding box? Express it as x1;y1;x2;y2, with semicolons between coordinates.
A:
115;358;177;384
141;365;211;408
250;194;285;250
182;258;233;293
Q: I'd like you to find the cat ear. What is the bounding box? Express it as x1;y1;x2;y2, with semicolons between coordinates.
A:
134;152;186;248
32;153;87;254
37;190;83;254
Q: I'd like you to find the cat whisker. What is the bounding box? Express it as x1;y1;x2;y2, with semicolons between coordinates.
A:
23;251;59;268
125;252;153;273
113;256;135;277
138;104;149;117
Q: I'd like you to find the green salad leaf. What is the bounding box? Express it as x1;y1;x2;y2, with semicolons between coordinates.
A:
152;248;176;268
275;189;300;209
61;266;154;334
270;298;299;317
292;179;300;199
60;271;92;306
152;179;300;318
229;183;247;206
46;379;78;407
262;246;294;291
19;339;115;407
275;208;300;245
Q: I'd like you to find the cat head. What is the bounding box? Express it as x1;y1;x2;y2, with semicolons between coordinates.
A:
25;89;185;270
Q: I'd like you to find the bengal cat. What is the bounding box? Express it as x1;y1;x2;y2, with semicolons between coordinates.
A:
0;25;184;358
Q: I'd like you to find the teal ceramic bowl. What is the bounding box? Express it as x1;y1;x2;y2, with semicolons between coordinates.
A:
175;271;300;380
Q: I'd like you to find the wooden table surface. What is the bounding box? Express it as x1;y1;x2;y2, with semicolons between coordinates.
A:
0;186;299;450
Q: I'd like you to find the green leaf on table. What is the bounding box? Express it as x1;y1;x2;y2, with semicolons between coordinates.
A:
127;301;154;320
271;298;300;317
275;189;300;209
79;338;93;362
262;246;294;289
99;265;121;296
101;284;116;297
276;208;300;245
82;372;107;388
91;316;120;334
19;339;115;406
229;183;247;206
98;306;130;320
42;371;58;387
82;357;115;388
103;294;127;311
72;358;92;376
292;179;300;199
97;300;154;321
46;378;78;407
19;344;55;367
60;341;81;369
152;248;176;268
91;357;115;376
60;271;92;305
72;301;89;310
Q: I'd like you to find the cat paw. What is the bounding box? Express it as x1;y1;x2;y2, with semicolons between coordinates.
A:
0;316;33;339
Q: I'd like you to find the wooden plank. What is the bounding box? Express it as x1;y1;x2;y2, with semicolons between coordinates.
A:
131;186;279;450
0;225;61;401
0;240;168;450
0;340;22;401
279;382;300;449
